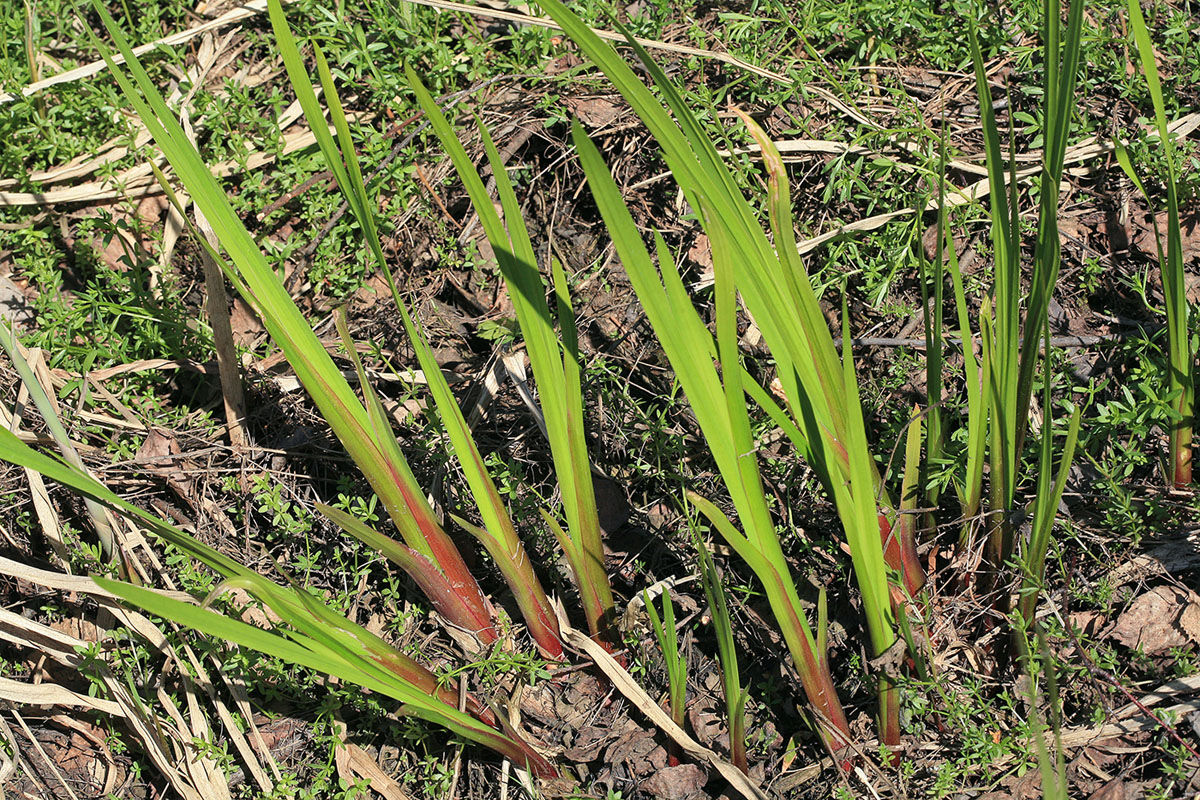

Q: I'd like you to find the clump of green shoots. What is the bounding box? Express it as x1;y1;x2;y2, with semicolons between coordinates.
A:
406;71;618;649
921;111;1083;634
1;0;1147;779
925;140;991;553
0;0;638;772
644;588;687;766
967;0;1085;616
1115;0;1193;490
81;0;626;669
533;0;898;761
266;0;573;659
72;0;567;769
88;0;515;655
696;535;748;774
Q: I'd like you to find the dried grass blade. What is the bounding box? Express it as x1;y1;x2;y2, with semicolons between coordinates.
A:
555;603;769;800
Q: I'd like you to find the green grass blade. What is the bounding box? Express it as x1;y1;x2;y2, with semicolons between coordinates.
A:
0;425;503;730
946;218;990;538
266;0;349;197
1014;0;1086;460
733;117;898;652
1016;326;1083;628
644;589;686;738
329;311;494;639
1126;0;1192;486
895;405;925;599
969;20;1020;588
395;296;562;657
921;138;947;500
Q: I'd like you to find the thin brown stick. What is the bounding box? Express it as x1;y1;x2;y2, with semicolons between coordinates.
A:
415;164;459;228
195;218;248;449
1063;613;1200;761
258;170;334;220
182;113;248;449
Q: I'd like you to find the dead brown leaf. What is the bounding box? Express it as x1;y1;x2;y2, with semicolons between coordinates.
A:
136;429;180;462
47;615;102;644
686;702;724;749
688;234;712;269
566;95;620;128
353;274;392;311
1088;779;1128;800
642;764;708;800
230;298;265;346
136;194;168;227
606;729;666;775
1110;585;1200;655
562;726;609;762
1129;211;1200;264
545;52;584;76
921;222;969;263
1057;214;1086;247
518;682;558;725
0;274;34;329
1070;610;1106;637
